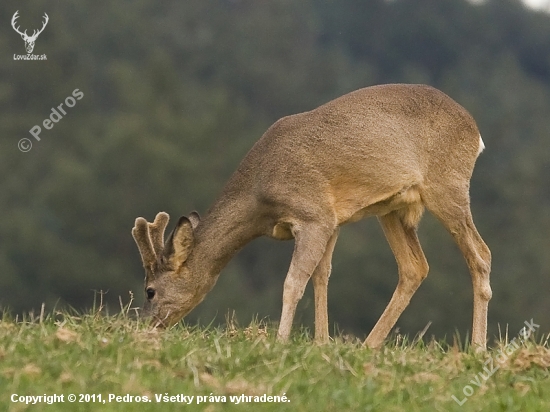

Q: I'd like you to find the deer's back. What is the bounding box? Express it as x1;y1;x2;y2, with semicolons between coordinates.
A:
233;84;481;226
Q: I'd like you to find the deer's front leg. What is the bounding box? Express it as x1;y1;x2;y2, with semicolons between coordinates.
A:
277;223;334;342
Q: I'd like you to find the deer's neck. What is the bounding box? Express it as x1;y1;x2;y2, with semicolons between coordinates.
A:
187;188;259;289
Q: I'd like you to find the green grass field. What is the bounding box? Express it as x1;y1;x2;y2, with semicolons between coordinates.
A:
1;302;549;411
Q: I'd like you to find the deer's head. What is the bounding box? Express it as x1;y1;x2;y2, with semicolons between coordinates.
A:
132;212;205;328
11;11;49;54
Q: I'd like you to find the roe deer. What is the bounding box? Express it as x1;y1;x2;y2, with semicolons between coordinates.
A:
132;84;491;349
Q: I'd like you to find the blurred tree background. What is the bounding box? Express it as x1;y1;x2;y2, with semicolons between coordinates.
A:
1;0;549;342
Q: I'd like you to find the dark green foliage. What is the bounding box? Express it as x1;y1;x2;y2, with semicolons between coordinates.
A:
1;0;549;342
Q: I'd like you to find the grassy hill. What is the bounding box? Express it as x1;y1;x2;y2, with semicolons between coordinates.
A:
1;300;549;411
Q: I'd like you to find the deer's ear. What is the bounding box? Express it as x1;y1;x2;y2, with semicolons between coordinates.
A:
164;216;194;268
188;211;201;229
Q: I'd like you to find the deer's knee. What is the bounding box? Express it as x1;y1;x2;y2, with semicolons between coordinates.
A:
398;260;429;294
472;265;492;302
476;283;492;302
417;258;429;281
470;241;491;301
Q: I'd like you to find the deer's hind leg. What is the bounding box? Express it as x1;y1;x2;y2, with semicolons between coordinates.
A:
424;186;491;350
364;208;429;349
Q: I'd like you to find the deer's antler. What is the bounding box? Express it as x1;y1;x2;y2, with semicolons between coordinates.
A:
11;11;48;40
132;212;170;275
29;13;49;40
11;11;27;38
148;212;170;258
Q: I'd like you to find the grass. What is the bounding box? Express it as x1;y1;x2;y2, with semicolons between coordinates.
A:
1;300;549;411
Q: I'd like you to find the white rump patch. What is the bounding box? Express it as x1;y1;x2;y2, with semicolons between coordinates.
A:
477;134;485;155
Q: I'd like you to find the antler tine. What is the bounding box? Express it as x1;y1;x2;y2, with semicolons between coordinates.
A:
38;13;49;34
11;10;19;27
29;13;49;40
148;212;170;259
11;11;27;37
132;217;156;272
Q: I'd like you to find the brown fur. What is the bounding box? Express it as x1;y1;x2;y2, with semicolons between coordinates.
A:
132;84;491;349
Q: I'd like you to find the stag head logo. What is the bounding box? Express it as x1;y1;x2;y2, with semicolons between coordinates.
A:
11;11;49;54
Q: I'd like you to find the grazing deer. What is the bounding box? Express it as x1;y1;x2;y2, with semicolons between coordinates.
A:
132;84;491;349
11;11;49;54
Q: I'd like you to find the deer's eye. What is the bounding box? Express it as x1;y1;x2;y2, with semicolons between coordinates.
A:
146;287;156;300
